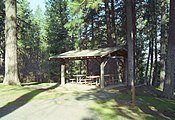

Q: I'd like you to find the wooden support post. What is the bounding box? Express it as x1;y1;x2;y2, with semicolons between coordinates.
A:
86;60;89;75
100;60;105;88
124;57;128;85
61;62;66;85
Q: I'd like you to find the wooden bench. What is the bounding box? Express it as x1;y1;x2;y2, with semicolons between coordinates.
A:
69;78;76;83
86;75;100;86
79;78;92;84
88;81;97;85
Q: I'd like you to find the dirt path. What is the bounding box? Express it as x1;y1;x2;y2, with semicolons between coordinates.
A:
0;84;101;120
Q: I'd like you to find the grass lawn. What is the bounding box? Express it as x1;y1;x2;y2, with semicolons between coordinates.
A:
90;86;175;120
0;82;64;107
0;83;175;120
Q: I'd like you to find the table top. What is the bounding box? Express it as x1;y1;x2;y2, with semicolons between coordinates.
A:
73;74;86;77
104;74;114;77
86;75;100;79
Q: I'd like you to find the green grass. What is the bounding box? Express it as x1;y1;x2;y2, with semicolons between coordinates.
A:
0;82;91;107
90;86;175;120
90;99;166;120
0;83;64;107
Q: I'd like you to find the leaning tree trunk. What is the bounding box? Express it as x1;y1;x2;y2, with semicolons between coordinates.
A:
3;0;20;85
163;0;175;99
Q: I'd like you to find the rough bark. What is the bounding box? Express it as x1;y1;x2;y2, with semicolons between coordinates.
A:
152;0;158;86
160;0;166;90
163;0;175;99
3;0;20;85
132;0;137;84
149;36;153;85
145;40;151;85
126;0;135;105
153;37;158;86
153;2;158;86
149;0;155;86
126;0;134;86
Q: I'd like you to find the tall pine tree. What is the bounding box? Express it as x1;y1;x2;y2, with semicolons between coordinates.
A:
3;0;20;85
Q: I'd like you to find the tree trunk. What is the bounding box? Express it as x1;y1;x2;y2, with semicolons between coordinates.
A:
152;0;158;86
149;36;153;85
153;37;158;86
163;0;175;99
132;0;137;84
104;0;113;47
126;0;135;105
104;0;116;76
126;0;134;86
160;0;166;90
111;0;116;43
3;0;20;85
145;40;151;85
85;23;88;49
153;3;158;86
91;10;95;48
146;0;156;86
145;1;151;85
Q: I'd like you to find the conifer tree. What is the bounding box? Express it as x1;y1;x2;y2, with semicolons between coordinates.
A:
3;0;20;85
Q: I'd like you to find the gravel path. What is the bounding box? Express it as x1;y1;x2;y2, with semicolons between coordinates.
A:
0;84;101;120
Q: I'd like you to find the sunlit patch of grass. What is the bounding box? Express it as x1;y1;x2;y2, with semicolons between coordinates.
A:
90;98;168;120
137;95;175;113
141;114;167;120
115;87;175;118
32;91;65;100
91;99;145;120
0;83;64;107
0;84;33;106
90;99;120;120
0;83;91;107
90;87;175;120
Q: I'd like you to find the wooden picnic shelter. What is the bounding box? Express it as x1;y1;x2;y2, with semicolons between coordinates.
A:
49;47;127;88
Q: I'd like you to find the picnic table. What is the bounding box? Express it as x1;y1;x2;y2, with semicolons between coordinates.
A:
71;75;100;86
73;74;86;84
86;75;100;86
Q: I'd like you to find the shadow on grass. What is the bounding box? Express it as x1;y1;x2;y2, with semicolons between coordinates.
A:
21;82;42;86
76;85;175;120
135;86;175;119
0;83;60;118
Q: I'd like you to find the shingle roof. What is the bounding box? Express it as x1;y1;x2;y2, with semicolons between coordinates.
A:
49;47;127;60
